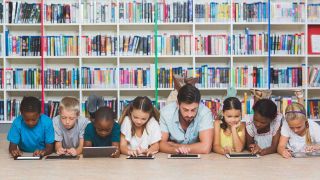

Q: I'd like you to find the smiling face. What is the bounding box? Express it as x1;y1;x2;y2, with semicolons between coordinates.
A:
130;109;150;128
22;112;40;128
223;109;241;127
178;102;199;123
94;119;114;138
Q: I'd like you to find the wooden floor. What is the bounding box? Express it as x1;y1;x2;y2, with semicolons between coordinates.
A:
0;135;319;180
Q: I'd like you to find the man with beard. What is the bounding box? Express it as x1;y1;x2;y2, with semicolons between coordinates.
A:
159;84;214;154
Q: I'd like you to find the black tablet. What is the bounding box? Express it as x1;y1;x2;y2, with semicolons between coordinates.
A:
46;155;80;160
83;146;117;158
168;154;200;159
226;153;260;159
126;155;155;159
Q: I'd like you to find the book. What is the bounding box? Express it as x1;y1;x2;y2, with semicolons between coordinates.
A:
233;1;268;22
0;68;3;89
44;3;79;23
157;0;193;23
234;66;267;88
119;35;154;56
44;35;79;56
308;3;320;23
156;34;192;55
6;2;41;24
81;67;117;89
44;101;60;119
308;66;320;87
5;31;41;56
271;96;297;115
196;65;230;88
5;68;41;89
44;68;79;89
271;1;305;22
201;98;222;119
270;33;305;55
195;1;230;22
158;66;192;88
0;100;4;121
270;67;304;88
195;34;231;55
119;65;155;89
119;0;154;23
81;35;117;56
308;99;320;119
82;1;116;23
7;99;21;121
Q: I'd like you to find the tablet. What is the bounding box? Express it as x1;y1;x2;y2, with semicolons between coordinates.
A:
167;154;200;159
46;155;80;160
14;156;42;160
126;155;155;159
225;153;260;159
83;146;117;158
292;152;320;158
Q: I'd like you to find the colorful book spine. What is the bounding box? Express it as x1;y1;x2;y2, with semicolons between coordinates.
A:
5;32;41;56
195;34;231;55
271;96;296;115
308;99;320;119
233;28;268;55
44;101;60;119
119;65;155;88
308;3;320;22
270;67;304;88
6;2;41;24
0;3;3;23
234;66;267;88
195;2;230;22
43;35;79;56
6;99;21;121
241;92;254;120
271;2;305;22
82;1;116;23
44;68;79;89
6;68;41;89
156;0;193;23
196;65;230;88
308;67;320;87
82;99;117;117
270;33;305;55
0;99;4;121
81;67;117;89
44;3;79;23
119;35;154;56
233;1;268;22
81;35;117;56
156;34;192;55
119;0;154;23
158;66;192;88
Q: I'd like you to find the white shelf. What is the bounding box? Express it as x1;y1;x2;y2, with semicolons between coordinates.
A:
307;87;320;90
81;23;117;26
6;89;42;92
44;23;80;26
271;54;306;57
270;22;305;25
198;87;228;90
308;55;320;58
233;22;268;25
44;56;80;59
195;22;230;25
119;88;155;91
196;55;231;58
6;56;41;59
271;87;303;90
236;88;268;90
158;55;193;58
82;56;117;59
6;23;41;27
233;55;268;58
119;55;155;58
44;89;79;92
0;121;13;124
82;88;118;91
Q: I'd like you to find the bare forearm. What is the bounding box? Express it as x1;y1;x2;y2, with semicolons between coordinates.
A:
45;144;53;155
159;141;178;154
9;143;18;152
148;143;159;153
183;142;212;154
260;146;277;156
213;145;225;155
231;129;244;152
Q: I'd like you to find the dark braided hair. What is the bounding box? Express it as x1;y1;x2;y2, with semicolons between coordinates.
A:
220;97;242;130
20;96;41;114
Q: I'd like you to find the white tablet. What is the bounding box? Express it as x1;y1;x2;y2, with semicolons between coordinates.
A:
225;153;260;159
167;154;200;159
126;155;155;159
14;156;42;160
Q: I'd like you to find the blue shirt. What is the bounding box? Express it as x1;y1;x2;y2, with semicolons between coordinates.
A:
84;122;120;147
160;102;213;144
7;114;54;152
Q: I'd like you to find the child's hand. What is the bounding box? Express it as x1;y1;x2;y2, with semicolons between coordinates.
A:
128;150;138;157
223;146;233;154
136;147;147;155
175;146;191;154
249;144;262;154
111;148;120;158
66;148;77;156
231;122;241;130
33;150;45;157
281;149;292;159
10;149;22;157
56;148;66;155
146;149;158;157
305;145;317;152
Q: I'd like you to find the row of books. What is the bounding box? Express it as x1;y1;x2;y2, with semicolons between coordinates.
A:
270;67;303;88
5;33;41;56
0;100;3;121
308;67;320;87
81;67;117;89
6;99;21;121
233;2;268;22
271;2;305;23
196;66;230;88
45;101;59;119
44;3;79;24
157;34;192;55
233;29;268;55
0;3;3;23
195;2;230;22
119;35;154;56
0;68;3;89
44;68;79;89
270;33;305;55
7;2;40;24
119;1;154;23
6;68;41;89
82;1;116;23
242;92;254;119
271;96;298;116
119;66;155;88
308;99;320;119
157;0;193;23
43;36;79;56
234;66;267;88
201;98;222;118
195;34;230;55
81;35;117;56
308;3;320;22
158;67;192;88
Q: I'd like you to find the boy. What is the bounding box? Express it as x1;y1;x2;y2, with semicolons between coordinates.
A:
7;96;54;157
53;97;89;156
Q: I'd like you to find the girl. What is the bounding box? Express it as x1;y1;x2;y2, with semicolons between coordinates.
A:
119;96;161;157
278;102;320;158
213;97;246;155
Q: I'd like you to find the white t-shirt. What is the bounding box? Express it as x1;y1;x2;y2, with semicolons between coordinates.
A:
281;120;320;152
246;113;283;149
120;116;162;150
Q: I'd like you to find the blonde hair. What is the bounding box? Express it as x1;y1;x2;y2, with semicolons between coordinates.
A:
285;102;311;145
59;96;80;116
